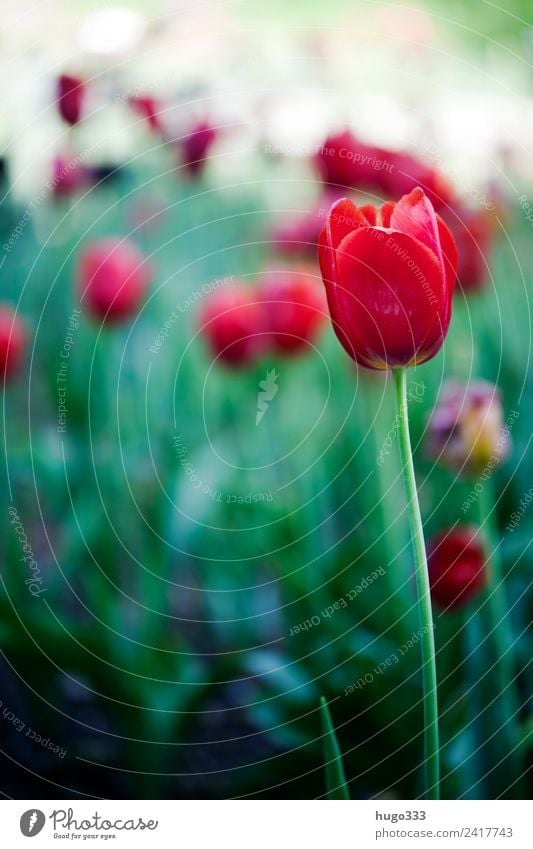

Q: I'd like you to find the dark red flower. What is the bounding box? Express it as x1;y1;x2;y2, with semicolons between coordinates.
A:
259;268;326;354
198;284;265;367
129;96;163;134
315;130;391;191
78;239;152;322
57;74;85;125
318;187;458;369
382;151;455;212
428;527;486;610
180;121;218;177
0;306;27;382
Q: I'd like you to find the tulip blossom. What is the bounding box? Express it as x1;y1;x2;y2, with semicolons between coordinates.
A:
318;187;458;369
315;130;392;190
379;150;455;213
198;285;265;367
426;379;510;475
180;121;218;177
78;238;152;322
314;131;455;211
259;268;327;354
57;74;85;125
0;306;27;382
428;527;486;609
129;96;163;134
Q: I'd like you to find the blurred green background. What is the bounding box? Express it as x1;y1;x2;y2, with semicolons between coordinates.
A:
0;0;531;800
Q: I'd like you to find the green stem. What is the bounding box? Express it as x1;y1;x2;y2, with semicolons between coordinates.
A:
393;367;440;800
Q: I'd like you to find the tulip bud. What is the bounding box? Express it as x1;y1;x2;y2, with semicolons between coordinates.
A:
198;284;265;367
428;527;486;609
57;74;85;125
259;268;326;355
426;380;510;475
0;306;27;382
180;121;218;177
318;187;458;369
78;238;152;322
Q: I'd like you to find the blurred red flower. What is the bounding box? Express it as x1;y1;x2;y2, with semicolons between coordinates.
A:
259;268;326;354
57;74;85;126
180;121;218;177
314;131;455;211
129;96;163;134
428;527;486;610
52;154;88;198
318;187;458;369
315;130;390;190
198;285;265;367
78;238;152;322
0;306;27;382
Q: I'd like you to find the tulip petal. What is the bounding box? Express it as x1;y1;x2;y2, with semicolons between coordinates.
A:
334;227;446;367
390;187;443;267
436;215;458;293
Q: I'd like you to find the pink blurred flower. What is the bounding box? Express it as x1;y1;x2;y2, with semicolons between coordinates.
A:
78;238;152;322
259;267;326;355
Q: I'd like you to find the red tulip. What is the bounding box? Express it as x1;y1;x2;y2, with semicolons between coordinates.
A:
0;306;27;382
129;96;163;134
315;130;392;191
318;187;458;369
78;239;152;322
382;151;455;212
180;121;218;176
428;527;486;609
57;74;85;125
259;268;326;354
198;285;265;367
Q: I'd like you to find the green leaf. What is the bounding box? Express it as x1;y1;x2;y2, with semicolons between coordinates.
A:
320;696;350;800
